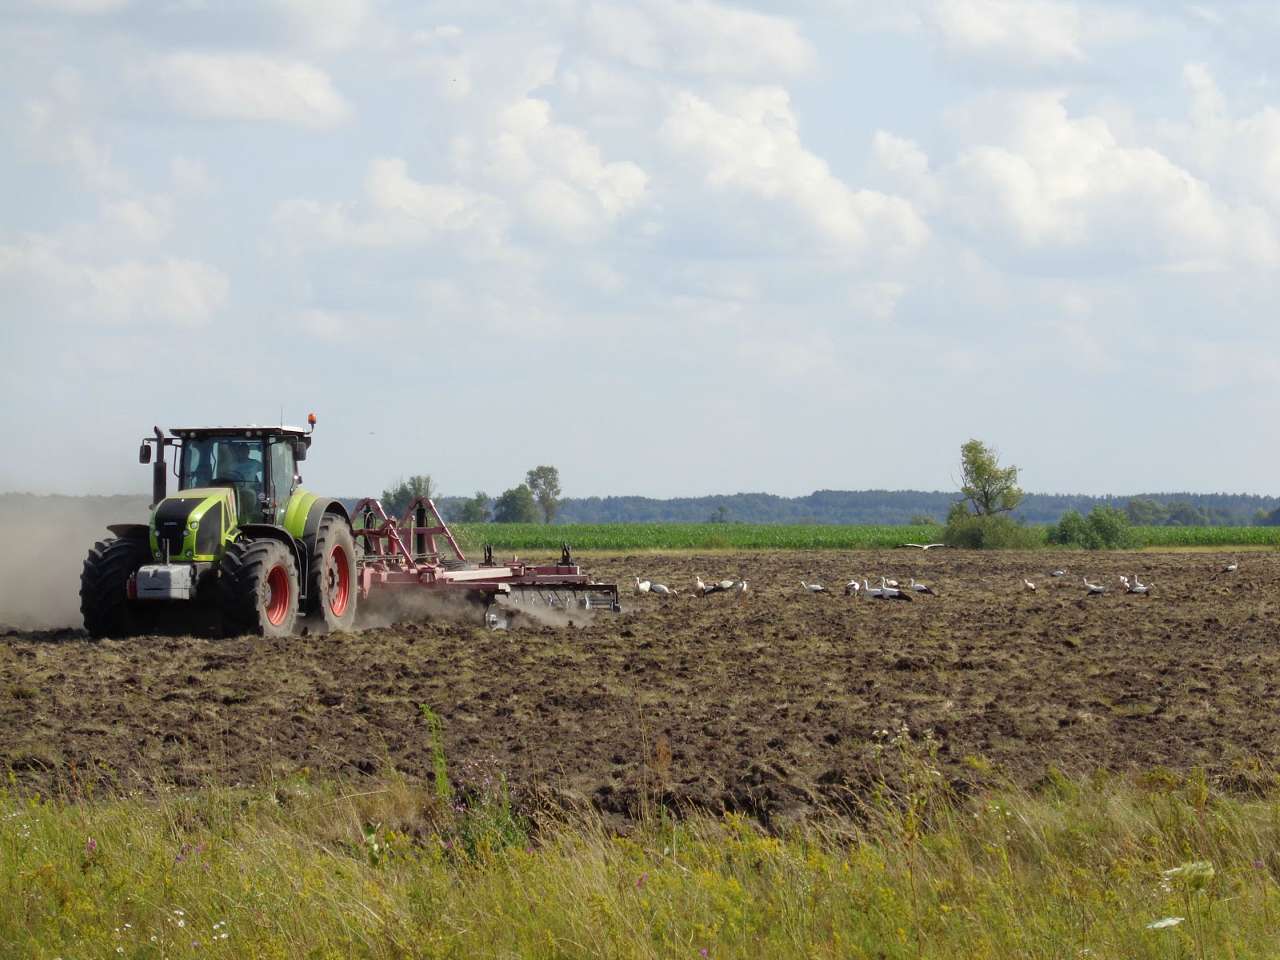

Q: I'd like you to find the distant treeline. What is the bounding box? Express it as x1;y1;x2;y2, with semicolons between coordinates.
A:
435;490;1280;526
6;489;1277;529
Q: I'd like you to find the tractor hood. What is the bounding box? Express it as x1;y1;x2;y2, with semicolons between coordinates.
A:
150;488;235;563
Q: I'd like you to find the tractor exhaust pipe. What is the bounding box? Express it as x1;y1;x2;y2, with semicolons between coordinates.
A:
151;426;167;506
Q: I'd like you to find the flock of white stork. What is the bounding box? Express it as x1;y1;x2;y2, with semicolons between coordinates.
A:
631;558;1242;604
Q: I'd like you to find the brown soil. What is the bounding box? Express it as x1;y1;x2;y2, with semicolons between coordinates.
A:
3;550;1278;824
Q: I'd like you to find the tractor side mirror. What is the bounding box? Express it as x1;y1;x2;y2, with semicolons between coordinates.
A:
294;440;307;462
139;443;152;464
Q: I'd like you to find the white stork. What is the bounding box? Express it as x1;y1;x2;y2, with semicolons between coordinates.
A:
902;543;946;550
909;578;936;595
844;579;860;596
1084;577;1106;596
649;582;673;596
732;579;748;599
634;577;651;594
1128;575;1150;595
800;581;827;594
862;578;884;599
877;577;913;601
1222;560;1238;574
1023;578;1036;592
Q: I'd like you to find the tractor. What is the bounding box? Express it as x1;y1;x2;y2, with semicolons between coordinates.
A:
80;417;620;638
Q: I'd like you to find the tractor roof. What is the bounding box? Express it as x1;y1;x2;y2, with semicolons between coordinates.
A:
169;426;312;442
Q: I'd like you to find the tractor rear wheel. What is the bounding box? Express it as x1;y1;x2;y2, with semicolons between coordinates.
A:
80;535;150;638
219;538;299;637
307;515;357;631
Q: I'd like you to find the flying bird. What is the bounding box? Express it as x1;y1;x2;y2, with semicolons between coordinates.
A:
909;578;936;595
902;543;946;550
800;581;827;594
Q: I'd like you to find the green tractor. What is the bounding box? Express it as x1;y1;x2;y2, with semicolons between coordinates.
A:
80;417;357;638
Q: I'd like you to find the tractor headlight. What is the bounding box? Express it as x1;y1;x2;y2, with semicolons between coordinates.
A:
188;519;199;529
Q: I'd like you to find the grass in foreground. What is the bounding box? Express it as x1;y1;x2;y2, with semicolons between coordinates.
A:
4;757;1280;959
450;522;1280;552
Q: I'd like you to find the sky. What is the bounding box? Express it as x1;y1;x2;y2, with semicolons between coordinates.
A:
3;0;1279;499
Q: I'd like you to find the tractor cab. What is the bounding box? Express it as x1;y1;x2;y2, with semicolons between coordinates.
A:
141;424;312;526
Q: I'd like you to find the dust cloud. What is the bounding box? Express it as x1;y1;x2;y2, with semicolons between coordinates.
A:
0;494;150;629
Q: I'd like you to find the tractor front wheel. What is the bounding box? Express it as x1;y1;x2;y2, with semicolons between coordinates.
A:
307;516;358;632
81;535;150;637
219;538;299;637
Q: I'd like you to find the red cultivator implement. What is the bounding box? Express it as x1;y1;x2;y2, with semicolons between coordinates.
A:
351;496;621;627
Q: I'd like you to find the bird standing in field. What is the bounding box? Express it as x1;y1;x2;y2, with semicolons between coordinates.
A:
634;577;651;594
1051;569;1066;578
844;579;860;596
1222;560;1238;574
1127;575;1150;595
908;578;936;595
732;579;748;599
877;577;913;601
1084;577;1106;596
1023;578;1036;592
800;581;827;594
862;578;883;598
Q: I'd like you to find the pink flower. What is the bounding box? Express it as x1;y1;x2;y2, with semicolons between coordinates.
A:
85;837;98;856
636;873;648;889
699;950;709;958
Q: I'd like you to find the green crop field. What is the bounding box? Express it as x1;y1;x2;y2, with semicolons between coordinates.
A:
449;523;947;552
448;522;1280;552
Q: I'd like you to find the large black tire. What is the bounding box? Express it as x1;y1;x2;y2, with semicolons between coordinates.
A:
80;535;151;638
219;538;299;637
307;515;358;632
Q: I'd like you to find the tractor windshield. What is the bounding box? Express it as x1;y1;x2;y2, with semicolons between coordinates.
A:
181;437;265;518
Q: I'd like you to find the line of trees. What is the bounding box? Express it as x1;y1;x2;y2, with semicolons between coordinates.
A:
379;466;562;525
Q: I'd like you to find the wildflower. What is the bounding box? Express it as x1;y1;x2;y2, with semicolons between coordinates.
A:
85;836;98;855
699;950;709;958
1146;916;1185;930
636;873;648;889
1253;859;1266;870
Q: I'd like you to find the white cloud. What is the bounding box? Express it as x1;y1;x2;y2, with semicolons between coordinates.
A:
583;0;814;77
0;237;227;326
149;53;349;129
930;0;1084;66
1168;64;1280;218
910;91;1280;269
484;98;648;239
662;87;928;259
271;158;508;251
271;0;367;50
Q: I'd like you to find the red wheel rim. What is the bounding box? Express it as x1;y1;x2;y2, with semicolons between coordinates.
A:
266;565;291;625
328;545;350;617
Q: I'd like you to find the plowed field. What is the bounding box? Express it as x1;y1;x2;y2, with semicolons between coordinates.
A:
3;550;1278;824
